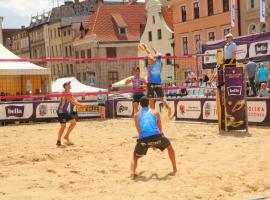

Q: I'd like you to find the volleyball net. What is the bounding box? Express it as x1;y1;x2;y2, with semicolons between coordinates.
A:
0;55;215;101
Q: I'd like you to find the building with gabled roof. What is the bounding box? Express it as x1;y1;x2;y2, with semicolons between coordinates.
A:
73;3;146;88
138;0;175;85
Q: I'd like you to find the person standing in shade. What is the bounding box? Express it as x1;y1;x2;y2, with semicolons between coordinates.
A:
97;90;107;120
245;58;258;96
125;67;147;113
223;33;237;66
257;63;269;89
56;81;85;146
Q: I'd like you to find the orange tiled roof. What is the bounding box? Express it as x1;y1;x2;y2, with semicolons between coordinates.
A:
161;6;173;31
79;4;146;42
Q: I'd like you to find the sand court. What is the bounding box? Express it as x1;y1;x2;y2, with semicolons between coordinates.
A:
0;119;270;200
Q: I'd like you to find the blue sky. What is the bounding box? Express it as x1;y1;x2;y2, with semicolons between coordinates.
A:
0;0;144;28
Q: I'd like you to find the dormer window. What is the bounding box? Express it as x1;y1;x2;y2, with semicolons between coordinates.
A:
112;13;128;36
119;27;127;35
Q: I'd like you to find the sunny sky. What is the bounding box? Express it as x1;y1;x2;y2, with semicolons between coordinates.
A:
0;0;144;28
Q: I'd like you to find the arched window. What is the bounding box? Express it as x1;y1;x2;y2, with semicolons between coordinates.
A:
248;24;257;34
260;23;268;33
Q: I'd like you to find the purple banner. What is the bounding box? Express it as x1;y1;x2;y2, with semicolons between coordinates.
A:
224;67;247;131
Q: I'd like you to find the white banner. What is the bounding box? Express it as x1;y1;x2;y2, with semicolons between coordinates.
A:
36;102;58;119
36;102;100;119
231;0;236;27
260;0;266;23
203;101;218;120
249;40;270;58
155;100;175;118
116;101;133;116
247;101;267;123
0;104;33;120
177;101;201;119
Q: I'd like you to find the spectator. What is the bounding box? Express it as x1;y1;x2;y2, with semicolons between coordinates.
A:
186;71;197;83
246;82;250;97
258;83;270;97
257;63;269;89
166;81;177;98
245;58;257;96
179;88;188;97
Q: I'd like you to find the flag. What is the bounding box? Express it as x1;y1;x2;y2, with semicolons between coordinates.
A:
260;0;266;23
231;0;236;27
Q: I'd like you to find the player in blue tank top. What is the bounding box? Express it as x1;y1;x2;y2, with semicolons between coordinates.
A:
56;81;85;147
130;96;177;179
141;44;172;119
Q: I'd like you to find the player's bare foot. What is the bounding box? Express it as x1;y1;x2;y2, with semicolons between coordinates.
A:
130;173;137;180
63;137;74;146
169;169;177;176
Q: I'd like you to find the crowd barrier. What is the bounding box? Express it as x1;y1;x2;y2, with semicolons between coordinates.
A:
1;98;269;125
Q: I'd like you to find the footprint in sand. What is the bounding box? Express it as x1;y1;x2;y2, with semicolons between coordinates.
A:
70;170;80;175
47;169;56;174
97;170;107;174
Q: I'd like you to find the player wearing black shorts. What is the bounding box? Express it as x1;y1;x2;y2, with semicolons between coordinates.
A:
130;96;177;179
125;67;147;113
56;81;85;146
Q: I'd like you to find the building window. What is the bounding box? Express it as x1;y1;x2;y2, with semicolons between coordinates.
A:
208;32;215;41
65;46;68;57
64;31;66;37
194;34;201;54
223;28;231;37
166;53;172;65
250;0;255;9
207;0;214;16
81;50;86;63
223;0;229;12
75;51;79;64
157;29;162;40
70;64;74;74
193;2;200;19
66;64;70;75
83;72;87;81
249;24;257;34
106;47;117;58
148;31;152;42
87;49;91;62
181;6;187;22
261;23;267;33
182;37;188;55
68;30;71;35
69;46;72;56
152;16;155;24
108;71;118;84
119;28;127;35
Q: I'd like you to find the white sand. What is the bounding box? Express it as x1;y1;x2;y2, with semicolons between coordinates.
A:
0;119;270;200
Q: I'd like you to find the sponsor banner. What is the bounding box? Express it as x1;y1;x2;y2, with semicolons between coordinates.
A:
224;67;247;131
36;102;59;118
176;101;201;119
77;102;100;117
231;0;236;27
0;103;33;120
260;0;266;23
247;101;267;123
249;40;270;58
203;101;218;120
116;101;133;116
155;100;175;118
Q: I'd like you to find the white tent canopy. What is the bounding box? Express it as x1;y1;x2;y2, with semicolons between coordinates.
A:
112;76;133;88
52;77;106;94
0;43;50;75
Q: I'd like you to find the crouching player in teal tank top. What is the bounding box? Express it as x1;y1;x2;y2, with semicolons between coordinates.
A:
130;96;177;179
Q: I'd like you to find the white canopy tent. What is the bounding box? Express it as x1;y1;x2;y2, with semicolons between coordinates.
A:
112;76;133;88
0;43;50;75
52;77;106;93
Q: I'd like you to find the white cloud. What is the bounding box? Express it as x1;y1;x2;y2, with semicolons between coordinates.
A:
0;0;53;17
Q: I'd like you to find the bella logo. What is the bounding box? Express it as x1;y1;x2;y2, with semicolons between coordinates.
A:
228;86;242;96
119;105;128;113
255;43;268;55
5;106;24;117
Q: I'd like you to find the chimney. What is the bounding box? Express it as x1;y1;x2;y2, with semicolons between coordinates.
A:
21;25;25;29
0;16;3;45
